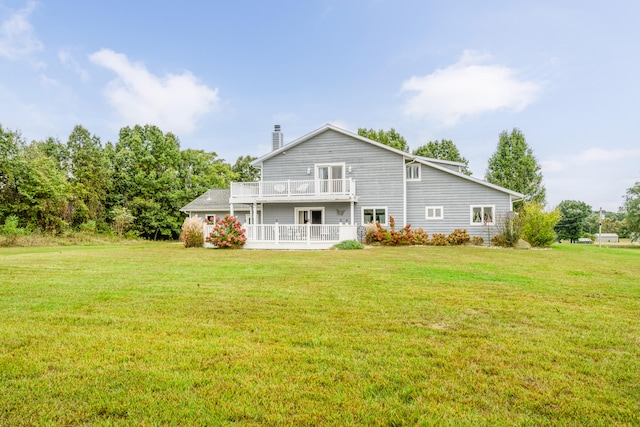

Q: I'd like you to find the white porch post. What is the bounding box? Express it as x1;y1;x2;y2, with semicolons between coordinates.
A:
253;202;258;225
350;200;354;225
230;203;235;217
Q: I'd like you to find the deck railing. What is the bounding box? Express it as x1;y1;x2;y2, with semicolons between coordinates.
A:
230;179;356;200
203;223;357;247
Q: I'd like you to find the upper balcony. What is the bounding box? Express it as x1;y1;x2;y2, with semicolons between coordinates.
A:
230;178;357;203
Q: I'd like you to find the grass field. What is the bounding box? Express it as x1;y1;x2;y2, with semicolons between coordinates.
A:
1;243;638;426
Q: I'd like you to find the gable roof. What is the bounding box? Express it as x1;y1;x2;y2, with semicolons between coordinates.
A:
414;158;524;200
180;189;251;213
251;123;524;201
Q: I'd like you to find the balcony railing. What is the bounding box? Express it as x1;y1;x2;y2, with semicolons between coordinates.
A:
230;178;356;201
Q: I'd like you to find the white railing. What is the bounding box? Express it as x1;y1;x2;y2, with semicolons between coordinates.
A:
230;179;356;200
204;223;357;247
245;224;357;243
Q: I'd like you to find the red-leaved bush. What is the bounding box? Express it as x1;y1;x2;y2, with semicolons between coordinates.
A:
205;214;247;249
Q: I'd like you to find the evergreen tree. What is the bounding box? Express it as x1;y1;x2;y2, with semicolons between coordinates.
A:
485;128;545;207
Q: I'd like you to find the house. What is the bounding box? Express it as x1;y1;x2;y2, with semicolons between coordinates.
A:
182;124;524;249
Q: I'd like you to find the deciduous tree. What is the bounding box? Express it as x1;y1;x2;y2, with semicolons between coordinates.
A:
554;200;592;243
232;155;260;182
413;139;471;175
179;149;235;207
357;128;409;152
111;125;183;239
66;126;111;228
623;180;640;241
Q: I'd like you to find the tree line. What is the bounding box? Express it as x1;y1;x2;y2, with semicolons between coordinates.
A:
0;123;258;240
2;122;638;242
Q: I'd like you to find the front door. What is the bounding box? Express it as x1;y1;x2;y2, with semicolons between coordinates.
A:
296;208;324;224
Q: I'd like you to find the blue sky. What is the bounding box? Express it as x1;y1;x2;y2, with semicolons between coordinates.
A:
1;1;639;211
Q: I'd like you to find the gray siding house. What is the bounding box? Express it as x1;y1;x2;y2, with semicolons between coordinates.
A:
183;124;523;249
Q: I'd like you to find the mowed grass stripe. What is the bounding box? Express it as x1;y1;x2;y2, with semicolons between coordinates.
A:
0;243;638;425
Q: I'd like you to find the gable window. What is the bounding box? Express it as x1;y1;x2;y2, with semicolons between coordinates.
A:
406;164;420;181
425;206;443;220
470;205;494;225
316;163;345;193
363;207;387;225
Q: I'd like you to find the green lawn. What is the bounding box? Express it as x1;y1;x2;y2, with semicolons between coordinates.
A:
1;243;638;426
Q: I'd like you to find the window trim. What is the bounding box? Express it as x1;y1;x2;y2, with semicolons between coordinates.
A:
470;205;495;225
406;163;421;181
425;206;444;220
362;207;388;226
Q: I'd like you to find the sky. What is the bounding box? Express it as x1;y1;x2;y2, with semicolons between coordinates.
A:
1;0;639;212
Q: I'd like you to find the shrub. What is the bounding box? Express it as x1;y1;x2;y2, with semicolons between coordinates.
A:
412;228;429;245
111;206;135;236
520;203;560;247
365;222;389;245
180;216;204;248
430;233;447;246
446;229;470;245
492;213;523;247
0;215;26;236
389;224;414;245
206;214;246;249
333;240;364;250
365;219;413;246
0;215;27;246
79;220;97;234
470;236;484;246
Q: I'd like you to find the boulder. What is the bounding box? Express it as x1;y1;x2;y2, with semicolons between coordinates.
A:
515;239;531;250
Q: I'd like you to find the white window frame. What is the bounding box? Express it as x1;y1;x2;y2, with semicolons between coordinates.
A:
294;207;325;225
362;207;388;226
315;162;345;193
406;163;420;181
425;206;444;220
470;205;495;225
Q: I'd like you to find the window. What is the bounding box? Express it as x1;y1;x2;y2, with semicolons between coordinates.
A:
406;164;420;181
363;207;387;225
425;206;444;220
470;205;494;225
316;163;344;193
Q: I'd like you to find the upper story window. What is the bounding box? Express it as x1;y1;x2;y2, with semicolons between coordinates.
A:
316;163;345;193
406;164;420;181
471;205;494;225
363;207;387;225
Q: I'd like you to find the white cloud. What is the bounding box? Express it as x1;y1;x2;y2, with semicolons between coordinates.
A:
89;48;219;134
542;147;640;173
401;50;542;126
0;1;43;60
58;48;89;82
